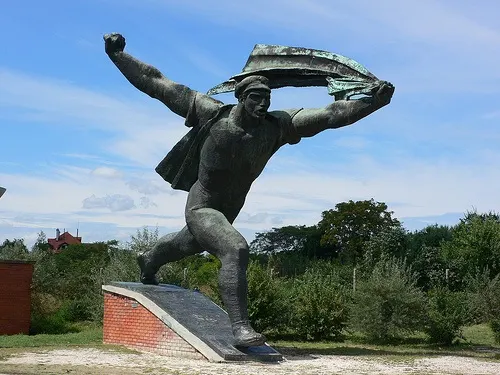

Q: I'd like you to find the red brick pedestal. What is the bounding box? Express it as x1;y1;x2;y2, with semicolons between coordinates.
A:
103;291;205;360
102;283;282;362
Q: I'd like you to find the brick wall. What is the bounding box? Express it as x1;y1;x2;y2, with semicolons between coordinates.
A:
0;261;34;335
103;292;205;360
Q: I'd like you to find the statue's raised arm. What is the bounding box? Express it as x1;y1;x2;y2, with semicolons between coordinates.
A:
104;33;212;118
291;81;394;138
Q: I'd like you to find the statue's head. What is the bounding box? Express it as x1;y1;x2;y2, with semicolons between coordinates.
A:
235;75;271;119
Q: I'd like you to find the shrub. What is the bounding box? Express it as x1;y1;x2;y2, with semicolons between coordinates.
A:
424;287;468;345
349;256;425;342
30;306;78;335
247;260;291;334
466;271;500;342
466;271;500;324
290;265;350;341
490;319;500;344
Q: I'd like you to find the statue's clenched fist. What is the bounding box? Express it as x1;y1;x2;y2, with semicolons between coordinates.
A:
104;33;126;55
373;81;395;105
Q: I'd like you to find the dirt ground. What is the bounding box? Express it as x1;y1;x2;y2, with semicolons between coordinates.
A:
1;347;500;375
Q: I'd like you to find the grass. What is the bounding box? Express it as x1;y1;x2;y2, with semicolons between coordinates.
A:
0;322;102;348
269;324;500;362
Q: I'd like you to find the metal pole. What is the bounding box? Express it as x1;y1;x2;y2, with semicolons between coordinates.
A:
353;267;357;294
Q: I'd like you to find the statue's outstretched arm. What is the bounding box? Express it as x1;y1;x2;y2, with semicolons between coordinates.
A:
104;33;195;118
292;82;395;138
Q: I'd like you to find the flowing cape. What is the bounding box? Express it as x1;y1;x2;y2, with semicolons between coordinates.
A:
207;44;381;100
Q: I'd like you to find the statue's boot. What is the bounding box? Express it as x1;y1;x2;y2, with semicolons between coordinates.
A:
232;321;266;347
137;252;159;285
218;261;266;347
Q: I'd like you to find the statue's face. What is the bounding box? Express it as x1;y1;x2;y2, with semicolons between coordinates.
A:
243;90;271;119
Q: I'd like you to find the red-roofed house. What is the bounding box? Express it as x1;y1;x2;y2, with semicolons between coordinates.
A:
47;229;82;253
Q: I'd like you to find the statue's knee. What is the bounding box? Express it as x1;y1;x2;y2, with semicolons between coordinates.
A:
223;241;249;267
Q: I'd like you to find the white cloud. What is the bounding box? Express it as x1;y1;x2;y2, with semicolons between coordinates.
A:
0;68;188;167
139;196;158;209
236;212;284;226
91;167;123;179
82;194;136;212
126;178;172;195
132;0;500;94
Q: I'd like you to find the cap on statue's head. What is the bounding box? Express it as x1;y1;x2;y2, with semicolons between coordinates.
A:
234;75;271;99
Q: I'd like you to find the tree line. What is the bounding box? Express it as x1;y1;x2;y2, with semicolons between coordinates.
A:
1;199;499;345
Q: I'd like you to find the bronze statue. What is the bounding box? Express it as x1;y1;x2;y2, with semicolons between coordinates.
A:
104;33;394;347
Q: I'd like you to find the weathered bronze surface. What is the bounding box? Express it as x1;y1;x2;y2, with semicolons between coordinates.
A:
104;33;394;347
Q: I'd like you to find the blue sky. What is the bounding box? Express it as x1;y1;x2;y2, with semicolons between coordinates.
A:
1;0;500;247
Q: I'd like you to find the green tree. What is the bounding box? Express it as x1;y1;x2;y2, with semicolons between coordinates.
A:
319;199;401;264
441;210;500;280
127;226;159;254
250;225;332;258
362;226;409;268
0;238;29;260
31;231;49;255
406;224;454;262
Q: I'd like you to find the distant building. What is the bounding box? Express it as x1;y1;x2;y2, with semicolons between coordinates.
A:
47;228;82;253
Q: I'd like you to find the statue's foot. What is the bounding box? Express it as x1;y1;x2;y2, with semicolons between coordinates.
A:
137;253;159;285
233;323;266;347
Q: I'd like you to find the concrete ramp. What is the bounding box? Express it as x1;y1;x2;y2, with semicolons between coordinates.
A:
102;282;282;362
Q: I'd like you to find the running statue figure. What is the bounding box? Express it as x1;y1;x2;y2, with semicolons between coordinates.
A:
104;33;395;347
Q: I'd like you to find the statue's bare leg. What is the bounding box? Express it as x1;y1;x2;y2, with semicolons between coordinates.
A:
185;204;265;347
137;226;202;285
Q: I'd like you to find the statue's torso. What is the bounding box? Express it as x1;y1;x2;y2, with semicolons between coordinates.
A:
198;114;282;200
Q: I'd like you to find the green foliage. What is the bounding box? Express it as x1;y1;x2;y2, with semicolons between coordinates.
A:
442;210;500;281
363;226;409;267
250;225;336;259
407;224;454;259
411;245;447;290
127;226;159;254
290;264;350;341
186;254;221;305
349;256;425;342
262;252;314;278
101;247;140;284
30;307;79;335
13;206;500;345
424;288;468;345
466;271;500;328
31;231;49;254
490;319;500;344
247;260;291;334
319;199;401;264
0;238;29;260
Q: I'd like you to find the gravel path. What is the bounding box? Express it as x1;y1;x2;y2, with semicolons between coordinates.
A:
2;348;500;375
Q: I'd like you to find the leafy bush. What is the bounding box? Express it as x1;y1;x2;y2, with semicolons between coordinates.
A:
490;319;500;344
441;211;500;282
30;306;78;335
424;287;468;345
466;271;500;323
349;256;425;342
247;260;291;334
466;271;500;342
290;265;350;341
